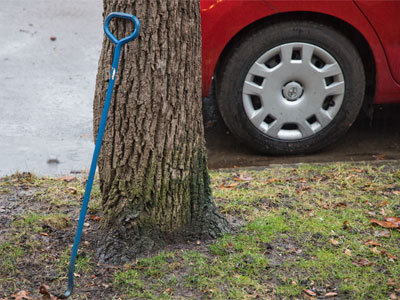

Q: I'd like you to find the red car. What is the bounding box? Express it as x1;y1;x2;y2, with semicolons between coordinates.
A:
200;0;400;154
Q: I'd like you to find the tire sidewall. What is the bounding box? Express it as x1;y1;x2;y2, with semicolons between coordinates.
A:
217;21;365;154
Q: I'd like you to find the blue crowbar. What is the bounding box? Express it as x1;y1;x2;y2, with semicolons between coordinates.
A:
58;12;141;298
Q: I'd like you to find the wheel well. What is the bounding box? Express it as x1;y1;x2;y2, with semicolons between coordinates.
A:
214;11;376;118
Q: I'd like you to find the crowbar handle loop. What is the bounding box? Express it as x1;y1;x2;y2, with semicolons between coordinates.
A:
104;12;141;46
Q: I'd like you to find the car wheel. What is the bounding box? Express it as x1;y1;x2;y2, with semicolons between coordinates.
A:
217;21;365;154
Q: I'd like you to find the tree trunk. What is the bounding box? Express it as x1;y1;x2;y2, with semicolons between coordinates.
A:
93;0;230;263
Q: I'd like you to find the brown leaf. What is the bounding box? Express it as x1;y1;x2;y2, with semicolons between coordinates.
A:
59;176;76;182
67;187;77;194
325;292;338;297
266;178;280;183
88;215;101;222
344;249;352;257
378;200;389;207
40;232;49;236
334;202;347;208
371;247;381;255
11;291;34;300
219;182;239;189
365;240;382;247
382;251;397;260
330;239;339;246
370;218;399;229
343;220;351;230
353;258;374;267
39;284;60;300
303;289;317;297
233;174;253;182
372;154;386;160
385;217;400;227
374;229;391;237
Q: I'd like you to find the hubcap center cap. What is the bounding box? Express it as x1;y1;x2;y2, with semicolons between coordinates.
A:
282;81;303;101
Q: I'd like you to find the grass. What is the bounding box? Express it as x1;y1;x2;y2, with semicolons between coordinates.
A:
0;162;399;299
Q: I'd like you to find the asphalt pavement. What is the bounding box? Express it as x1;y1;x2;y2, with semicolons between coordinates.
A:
0;0;103;176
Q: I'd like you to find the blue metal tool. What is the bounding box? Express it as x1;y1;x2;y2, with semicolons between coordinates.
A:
58;12;140;298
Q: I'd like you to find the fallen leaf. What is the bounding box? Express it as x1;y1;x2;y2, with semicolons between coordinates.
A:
67;187;77;194
370;218;400;229
372;154;386;160
382;251;397;260
165;288;172;293
353;258;374;267
385;217;400;227
334;202;347;208
266;178;280;183
389;292;397;300
11;291;34;300
343;220;351;230
373;230;390;238
325;292;338;297
39;284;60;300
219;182;239;189
392;190;400;195
88;215;101;222
344;249;352;257
40;232;49;236
378;200;389;207
365;240;382;247
330;238;339;246
387;278;397;286
303;289;317;297
59;176;76;182
233;174;253;182
371;247;381;255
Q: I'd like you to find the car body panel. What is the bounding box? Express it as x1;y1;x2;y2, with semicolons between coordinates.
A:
355;1;400;84
200;0;400;104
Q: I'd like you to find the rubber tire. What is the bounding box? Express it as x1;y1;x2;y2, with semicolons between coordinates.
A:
216;21;365;155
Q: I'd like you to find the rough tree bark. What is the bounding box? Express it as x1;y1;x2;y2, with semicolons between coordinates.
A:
93;0;230;263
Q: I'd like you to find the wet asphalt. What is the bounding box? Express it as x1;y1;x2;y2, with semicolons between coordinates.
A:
1;1;399;177
0;0;103;176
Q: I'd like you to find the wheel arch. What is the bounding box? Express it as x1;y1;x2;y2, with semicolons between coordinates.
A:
214;11;376;117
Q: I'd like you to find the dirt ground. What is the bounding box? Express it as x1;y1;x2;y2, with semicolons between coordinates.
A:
205;103;400;169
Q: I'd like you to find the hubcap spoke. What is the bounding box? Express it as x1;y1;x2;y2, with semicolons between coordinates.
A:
280;44;293;64
324;81;344;97
302;44;314;64
249;62;270;78
316;110;333;127
249;108;269;127
243;80;263;95
298;120;315;137
320;63;342;78
266;119;283;137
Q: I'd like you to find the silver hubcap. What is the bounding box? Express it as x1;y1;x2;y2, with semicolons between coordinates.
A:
242;42;345;140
